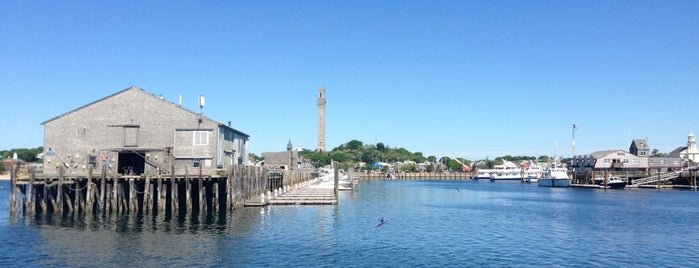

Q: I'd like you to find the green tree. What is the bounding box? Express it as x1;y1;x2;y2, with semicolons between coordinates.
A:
427;155;437;163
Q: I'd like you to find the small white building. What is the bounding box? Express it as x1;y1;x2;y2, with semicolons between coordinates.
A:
670;132;699;163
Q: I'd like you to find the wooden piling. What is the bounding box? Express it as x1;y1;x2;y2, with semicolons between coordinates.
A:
129;178;136;212
8;160;17;213
148;183;154;211
64;193;73;213
144;176;151;212
86;167;93;213
74;179;80;214
40;184;47;213
27;167;35;213
112;173;118;214
58;166;64;214
171;175;177;213
198;164;204;212
185;167;191;211
100;166;106;213
156;173;162;211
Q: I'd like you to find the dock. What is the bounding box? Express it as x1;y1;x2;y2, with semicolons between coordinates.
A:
243;179;350;207
267;188;337;205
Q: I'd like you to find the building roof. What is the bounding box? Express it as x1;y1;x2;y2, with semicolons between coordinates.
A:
669;146;687;156
41;86;249;137
631;139;649;150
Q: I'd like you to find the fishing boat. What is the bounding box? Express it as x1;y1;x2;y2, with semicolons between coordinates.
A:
537;165;570;187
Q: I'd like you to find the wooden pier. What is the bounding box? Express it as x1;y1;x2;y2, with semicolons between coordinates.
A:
4;159;315;216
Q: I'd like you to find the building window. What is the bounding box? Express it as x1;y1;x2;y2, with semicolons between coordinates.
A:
604;159;611;163
632;159;639;165
623;159;629;163
194;131;208;145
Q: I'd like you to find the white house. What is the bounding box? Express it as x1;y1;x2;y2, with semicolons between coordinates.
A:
670;132;699;163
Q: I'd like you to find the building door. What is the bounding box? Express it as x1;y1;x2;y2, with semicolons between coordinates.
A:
118;151;145;175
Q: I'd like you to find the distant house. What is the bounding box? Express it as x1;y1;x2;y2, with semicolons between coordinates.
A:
261;151;299;170
41;86;249;176
629;139;650;157
669;132;699;163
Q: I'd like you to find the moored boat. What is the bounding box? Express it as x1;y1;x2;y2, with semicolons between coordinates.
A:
489;160;523;182
537;165;570;187
595;176;627;189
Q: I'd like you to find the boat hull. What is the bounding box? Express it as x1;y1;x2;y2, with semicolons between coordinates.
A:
599;181;627;189
537;178;570;187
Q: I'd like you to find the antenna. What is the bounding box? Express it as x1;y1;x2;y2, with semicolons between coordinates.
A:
197;95;205;124
199;95;205;109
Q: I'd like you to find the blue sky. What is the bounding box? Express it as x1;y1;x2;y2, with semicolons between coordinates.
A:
1;0;698;160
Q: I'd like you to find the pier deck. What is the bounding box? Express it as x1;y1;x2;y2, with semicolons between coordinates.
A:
245;187;337;206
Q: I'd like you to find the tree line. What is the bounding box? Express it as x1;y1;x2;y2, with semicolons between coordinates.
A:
298;140;554;172
0;147;43;173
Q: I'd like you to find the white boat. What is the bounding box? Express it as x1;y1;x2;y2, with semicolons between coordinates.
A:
538;165;570;187
489;160;524;182
594;176;627;189
473;168;497;180
523;163;545;183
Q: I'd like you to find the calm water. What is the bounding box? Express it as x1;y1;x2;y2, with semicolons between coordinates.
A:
2;179;699;267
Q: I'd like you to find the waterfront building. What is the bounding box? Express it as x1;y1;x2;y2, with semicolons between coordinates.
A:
262;140;300;170
41;86;249;176
669;132;699;163
631;138;681;172
571;150;647;173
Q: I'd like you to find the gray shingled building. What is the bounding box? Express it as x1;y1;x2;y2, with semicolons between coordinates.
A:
41;86;249;176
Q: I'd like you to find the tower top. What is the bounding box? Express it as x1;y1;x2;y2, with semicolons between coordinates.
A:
318;87;326;101
287;139;293;152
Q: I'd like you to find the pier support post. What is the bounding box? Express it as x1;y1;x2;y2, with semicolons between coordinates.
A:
171;174;178;213
334;161;339;199
27;167;35;214
7;160;17;214
112;173;118;214
130;178;136;212
74;178;80;214
144;176;150;212
58;166;64;214
185;167;191;212
198;164;204;213
157;173;164;212
86;167;93;213
100;166;106;213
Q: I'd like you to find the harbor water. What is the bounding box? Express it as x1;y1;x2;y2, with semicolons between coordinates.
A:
2;179;699;267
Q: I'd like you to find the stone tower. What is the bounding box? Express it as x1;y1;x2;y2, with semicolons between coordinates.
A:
317;87;326;152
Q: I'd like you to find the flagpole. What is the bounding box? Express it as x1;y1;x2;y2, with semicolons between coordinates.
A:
572;124;576;157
